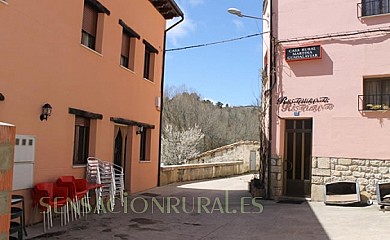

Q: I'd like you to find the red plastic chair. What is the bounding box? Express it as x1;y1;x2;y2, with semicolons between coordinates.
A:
56;176;89;220
31;182;69;232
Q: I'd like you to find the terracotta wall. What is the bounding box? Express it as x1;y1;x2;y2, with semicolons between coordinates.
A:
0;0;167;214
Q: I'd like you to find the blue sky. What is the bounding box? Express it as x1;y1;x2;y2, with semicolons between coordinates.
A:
165;0;264;106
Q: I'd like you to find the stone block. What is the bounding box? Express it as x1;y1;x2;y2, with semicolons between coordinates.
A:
312;168;331;176
312;176;324;184
332;170;341;177
349;165;358;171
353;171;363;178
374;174;382;179
277;173;282;181
312;158;318;168
385;161;390;167
358;166;367;172
352;159;365;166
379;167;388;174
271;158;277;166
341;170;352;176
318;157;330;169
311;184;324;202
369;160;381;167
335;165;349;171
271;166;281;173
338;158;352;166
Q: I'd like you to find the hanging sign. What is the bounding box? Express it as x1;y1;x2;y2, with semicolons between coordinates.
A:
285;45;322;62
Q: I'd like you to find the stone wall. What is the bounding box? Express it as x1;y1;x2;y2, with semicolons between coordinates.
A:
311;157;390;201
187;141;260;173
270;157;283;197
160;161;244;186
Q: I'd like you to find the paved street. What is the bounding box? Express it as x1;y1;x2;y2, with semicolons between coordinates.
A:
25;174;390;240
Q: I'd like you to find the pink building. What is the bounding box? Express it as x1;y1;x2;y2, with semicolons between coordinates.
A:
263;0;390;201
0;0;182;222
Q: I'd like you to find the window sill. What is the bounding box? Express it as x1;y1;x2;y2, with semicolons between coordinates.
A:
119;65;135;74
0;0;8;6
80;44;103;57
143;78;155;84
139;160;151;163
72;164;87;168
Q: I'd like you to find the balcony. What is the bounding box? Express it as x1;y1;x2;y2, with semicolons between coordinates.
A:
358;0;390;17
358;94;390;111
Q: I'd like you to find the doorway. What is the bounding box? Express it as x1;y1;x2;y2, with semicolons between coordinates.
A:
284;119;312;197
114;126;129;188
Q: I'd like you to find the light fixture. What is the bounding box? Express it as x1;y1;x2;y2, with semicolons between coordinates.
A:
40;103;52;121
136;125;144;135
227;7;269;26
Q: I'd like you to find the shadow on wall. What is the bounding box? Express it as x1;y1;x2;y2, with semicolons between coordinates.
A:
285;49;334;77
360;111;390;127
359;14;390;26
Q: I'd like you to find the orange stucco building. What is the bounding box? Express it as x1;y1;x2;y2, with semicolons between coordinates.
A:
0;0;182;220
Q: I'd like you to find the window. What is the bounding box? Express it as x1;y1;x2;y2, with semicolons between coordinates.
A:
143;40;158;81
139;128;150;161
119;19;139;70
81;0;110;51
81;2;98;50
73;116;90;165
363;78;390;110
362;0;390;16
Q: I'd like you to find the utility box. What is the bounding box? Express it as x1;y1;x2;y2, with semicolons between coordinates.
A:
0;122;16;240
12;135;35;190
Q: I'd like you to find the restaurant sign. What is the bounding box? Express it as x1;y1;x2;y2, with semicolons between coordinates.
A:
285;45;322;62
277;96;334;113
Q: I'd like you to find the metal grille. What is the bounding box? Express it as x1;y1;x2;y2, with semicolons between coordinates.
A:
362;0;390;16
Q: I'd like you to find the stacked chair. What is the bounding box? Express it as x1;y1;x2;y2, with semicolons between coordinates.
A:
87;157;124;213
31;183;69;232
56;176;89;220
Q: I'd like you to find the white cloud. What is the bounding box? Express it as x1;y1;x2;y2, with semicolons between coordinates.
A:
167;17;196;47
232;19;244;30
188;0;204;7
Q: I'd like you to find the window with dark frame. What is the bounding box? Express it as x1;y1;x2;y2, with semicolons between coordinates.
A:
143;40;158;81
139;128;148;161
81;2;98;50
363;78;390;110
121;33;130;68
362;0;390;16
73;116;90;165
119;19;140;70
143;49;151;79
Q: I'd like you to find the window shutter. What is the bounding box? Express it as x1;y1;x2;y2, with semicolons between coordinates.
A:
82;3;98;36
75;116;90;126
121;34;130;57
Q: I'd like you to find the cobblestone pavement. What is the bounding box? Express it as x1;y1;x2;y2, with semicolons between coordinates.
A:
24;174;390;240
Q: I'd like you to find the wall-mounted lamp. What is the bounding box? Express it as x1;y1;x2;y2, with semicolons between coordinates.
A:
0;93;4;101
136;125;144;135
40;103;52;121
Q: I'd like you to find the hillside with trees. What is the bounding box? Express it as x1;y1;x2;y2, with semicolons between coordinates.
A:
161;86;260;165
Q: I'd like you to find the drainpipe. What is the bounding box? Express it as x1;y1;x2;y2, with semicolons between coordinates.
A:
267;0;276;199
157;13;184;187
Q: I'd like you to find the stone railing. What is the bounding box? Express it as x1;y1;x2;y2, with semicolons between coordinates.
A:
160;161;244;186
